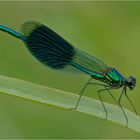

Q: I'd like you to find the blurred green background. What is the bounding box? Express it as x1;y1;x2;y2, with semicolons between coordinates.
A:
0;1;140;138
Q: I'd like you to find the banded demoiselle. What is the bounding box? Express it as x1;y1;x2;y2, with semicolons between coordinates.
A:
0;21;137;126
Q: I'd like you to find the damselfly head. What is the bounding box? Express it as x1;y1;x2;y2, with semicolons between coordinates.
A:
126;76;136;90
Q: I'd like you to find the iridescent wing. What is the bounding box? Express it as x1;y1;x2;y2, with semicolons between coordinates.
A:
72;48;108;74
20;21;76;69
20;21;108;75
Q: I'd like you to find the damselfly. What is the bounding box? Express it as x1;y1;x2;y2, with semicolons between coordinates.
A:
0;21;137;126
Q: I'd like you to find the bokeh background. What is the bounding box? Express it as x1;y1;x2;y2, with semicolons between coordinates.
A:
0;1;140;138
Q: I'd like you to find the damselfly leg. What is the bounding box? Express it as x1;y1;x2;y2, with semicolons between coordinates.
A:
74;79;129;126
118;86;137;115
74;77;93;110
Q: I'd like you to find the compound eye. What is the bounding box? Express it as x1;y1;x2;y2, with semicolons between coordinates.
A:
127;77;132;83
126;76;136;89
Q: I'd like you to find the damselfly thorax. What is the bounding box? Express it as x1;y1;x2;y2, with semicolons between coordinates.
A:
97;67;125;87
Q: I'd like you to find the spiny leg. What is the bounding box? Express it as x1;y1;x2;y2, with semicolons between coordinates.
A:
89;82;110;87
73;77;93;110
96;86;128;126
98;88;108;119
72;79;108;110
124;87;137;115
105;87;128;127
78;81;129;126
87;82;110;119
118;86;137;115
88;82;113;119
118;86;125;104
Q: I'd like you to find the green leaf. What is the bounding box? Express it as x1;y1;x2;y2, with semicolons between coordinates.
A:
0;75;139;133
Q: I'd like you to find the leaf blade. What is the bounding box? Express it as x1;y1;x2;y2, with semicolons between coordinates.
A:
0;75;139;133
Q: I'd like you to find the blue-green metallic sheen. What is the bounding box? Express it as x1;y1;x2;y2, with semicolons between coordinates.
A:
0;25;23;39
